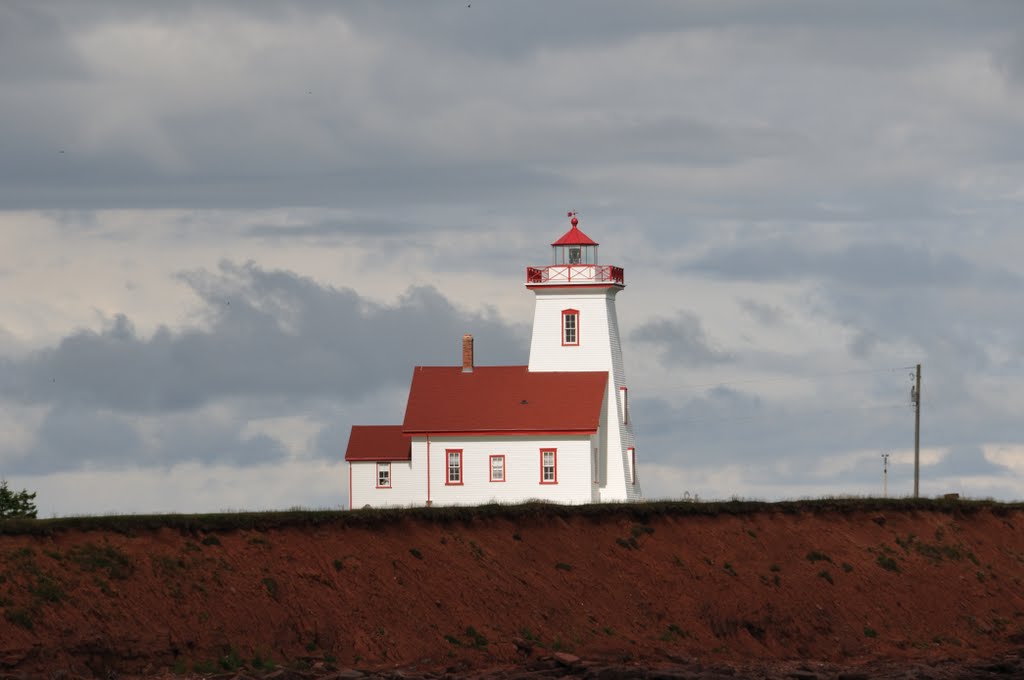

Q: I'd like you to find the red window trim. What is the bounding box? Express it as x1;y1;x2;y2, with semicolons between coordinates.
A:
628;447;636;485
446;449;464;486
489;454;506;482
376;462;392;489
540;448;558;484
620;386;629;425
561;309;580;346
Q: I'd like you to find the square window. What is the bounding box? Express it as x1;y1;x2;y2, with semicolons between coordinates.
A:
376;462;391;488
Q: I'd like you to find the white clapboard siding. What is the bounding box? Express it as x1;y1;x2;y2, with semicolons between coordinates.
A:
527;286;642;502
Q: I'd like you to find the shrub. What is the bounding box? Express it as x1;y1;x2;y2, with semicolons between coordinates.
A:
876;555;900;573
818;569;834;585
806;550;832;563
555;562;573;571
864;626;878;638
409;548;423;560
69;543;135;580
262;577;279;599
201;535;221;547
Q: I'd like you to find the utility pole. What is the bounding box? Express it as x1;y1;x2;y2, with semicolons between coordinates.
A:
911;363;921;498
881;453;890;498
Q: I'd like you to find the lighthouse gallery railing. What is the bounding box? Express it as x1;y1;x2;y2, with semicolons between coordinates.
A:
526;265;625;285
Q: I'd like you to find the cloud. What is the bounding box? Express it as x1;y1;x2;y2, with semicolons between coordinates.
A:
1;261;527;413
631;311;733;366
688;239;1017;289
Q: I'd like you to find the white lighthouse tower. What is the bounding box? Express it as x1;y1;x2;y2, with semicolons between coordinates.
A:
526;212;641;501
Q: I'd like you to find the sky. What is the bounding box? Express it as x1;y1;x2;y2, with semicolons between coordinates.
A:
3;0;1024;516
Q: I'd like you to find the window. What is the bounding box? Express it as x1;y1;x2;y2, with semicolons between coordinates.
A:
628;447;637;485
620;386;629;425
540;449;557;484
376;462;391;488
592;447;599;484
562;309;579;346
568;246;582;264
489;455;505;482
446;449;463;485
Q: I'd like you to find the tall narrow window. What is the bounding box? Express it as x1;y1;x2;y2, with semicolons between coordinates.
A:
628;447;637;485
540;449;557;484
446;449;463;485
376;462;391;488
620;386;629;425
489;455;505;482
562;309;579;346
592;447;599;484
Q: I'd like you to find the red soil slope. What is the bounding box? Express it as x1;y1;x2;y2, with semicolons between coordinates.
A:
1;505;1023;677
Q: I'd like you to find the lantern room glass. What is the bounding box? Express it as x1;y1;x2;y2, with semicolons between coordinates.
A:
552;244;598;265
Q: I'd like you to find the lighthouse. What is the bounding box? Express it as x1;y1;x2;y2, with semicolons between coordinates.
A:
344;212;641;508
526;213;640;501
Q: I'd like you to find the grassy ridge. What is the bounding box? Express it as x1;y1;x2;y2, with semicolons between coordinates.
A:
0;496;1020;537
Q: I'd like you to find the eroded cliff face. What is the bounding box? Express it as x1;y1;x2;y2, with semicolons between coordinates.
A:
0;505;1022;677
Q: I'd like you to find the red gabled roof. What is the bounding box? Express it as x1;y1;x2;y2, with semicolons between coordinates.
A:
551;224;599;247
402;366;607;435
345;425;410;461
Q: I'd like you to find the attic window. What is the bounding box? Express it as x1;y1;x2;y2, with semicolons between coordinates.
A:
562;309;579;346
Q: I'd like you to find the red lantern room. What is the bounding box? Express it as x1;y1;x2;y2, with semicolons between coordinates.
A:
552;211;599;265
526;212;624;287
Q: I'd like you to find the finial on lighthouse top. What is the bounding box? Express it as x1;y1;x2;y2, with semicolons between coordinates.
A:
569;210;578;228
551;211;598;248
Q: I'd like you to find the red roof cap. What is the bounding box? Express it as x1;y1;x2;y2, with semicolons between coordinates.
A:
345;425;410;461
403;366;607;434
551;212;599;246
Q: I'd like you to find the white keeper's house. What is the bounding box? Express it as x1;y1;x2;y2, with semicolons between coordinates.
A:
344;213;642;508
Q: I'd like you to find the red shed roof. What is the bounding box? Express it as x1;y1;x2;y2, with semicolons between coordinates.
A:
551;224;599;247
345;425;410;461
403;366;607;435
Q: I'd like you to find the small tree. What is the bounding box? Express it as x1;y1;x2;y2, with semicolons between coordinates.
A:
0;480;37;519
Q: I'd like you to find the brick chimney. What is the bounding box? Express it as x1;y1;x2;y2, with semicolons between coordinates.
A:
462;334;474;373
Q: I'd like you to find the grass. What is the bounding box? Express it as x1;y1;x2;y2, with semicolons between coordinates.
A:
0;496;1017;537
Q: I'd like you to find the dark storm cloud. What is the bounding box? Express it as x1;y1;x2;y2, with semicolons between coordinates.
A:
631;311;733;366
0;261;527;413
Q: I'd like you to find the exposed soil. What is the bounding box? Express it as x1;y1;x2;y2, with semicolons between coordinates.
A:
1;504;1023;678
